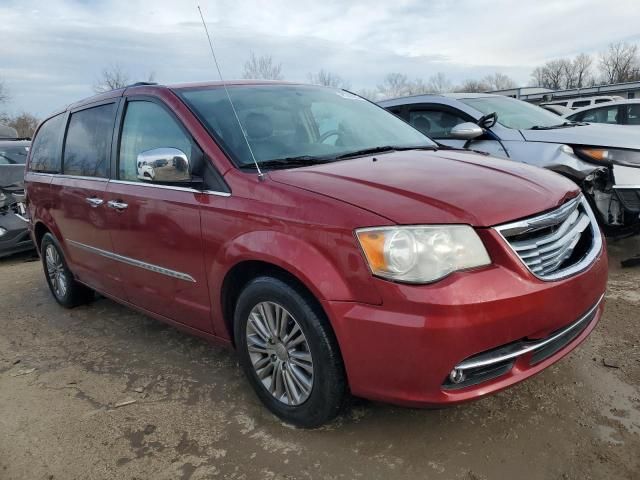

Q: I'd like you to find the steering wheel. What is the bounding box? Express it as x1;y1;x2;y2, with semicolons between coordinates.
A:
319;130;341;144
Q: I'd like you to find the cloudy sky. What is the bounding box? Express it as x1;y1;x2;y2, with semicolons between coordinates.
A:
2;0;640;116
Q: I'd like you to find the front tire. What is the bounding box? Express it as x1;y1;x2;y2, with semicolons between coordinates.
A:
41;233;94;308
234;276;347;428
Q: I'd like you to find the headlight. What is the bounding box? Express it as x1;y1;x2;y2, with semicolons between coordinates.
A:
574;147;640;167
355;225;491;284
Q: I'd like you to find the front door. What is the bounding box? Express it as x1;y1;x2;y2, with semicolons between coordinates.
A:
105;98;212;332
51;102;125;298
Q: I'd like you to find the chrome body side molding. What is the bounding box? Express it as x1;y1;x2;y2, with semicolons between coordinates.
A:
67;239;196;283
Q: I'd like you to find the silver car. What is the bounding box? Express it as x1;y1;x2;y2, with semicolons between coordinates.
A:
379;93;640;235
563;99;640;127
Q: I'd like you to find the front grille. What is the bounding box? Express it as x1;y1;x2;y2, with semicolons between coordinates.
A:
495;195;602;281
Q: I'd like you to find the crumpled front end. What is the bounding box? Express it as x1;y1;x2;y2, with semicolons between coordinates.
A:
0;186;33;258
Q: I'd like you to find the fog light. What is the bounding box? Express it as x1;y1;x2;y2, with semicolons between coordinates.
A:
449;368;466;384
0;227;6;237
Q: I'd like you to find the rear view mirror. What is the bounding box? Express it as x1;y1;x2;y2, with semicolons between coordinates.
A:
450;122;484;140
136;148;191;183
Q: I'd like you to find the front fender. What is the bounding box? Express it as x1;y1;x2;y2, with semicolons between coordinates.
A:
208;230;382;337
504;141;603;181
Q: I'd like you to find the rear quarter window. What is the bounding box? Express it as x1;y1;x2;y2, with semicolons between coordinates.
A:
29;113;66;173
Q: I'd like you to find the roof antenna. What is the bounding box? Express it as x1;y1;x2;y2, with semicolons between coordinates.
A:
197;5;264;180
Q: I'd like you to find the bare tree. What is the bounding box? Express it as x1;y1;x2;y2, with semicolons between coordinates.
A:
455;79;490;93
482;72;517;91
572;53;593;88
376;73;435;98
599;42;640;84
94;64;129;93
2;112;39;138
531;59;567;89
355;88;381;101
377;73;411;98
426;72;453;93
242;52;284;80
308;69;351;89
93;64;155;93
0;78;8;106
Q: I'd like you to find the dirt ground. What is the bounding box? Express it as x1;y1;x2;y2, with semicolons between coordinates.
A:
0;239;638;480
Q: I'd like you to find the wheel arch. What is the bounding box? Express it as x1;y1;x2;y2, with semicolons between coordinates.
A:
211;230;379;345
220;260;328;347
32;220;52;253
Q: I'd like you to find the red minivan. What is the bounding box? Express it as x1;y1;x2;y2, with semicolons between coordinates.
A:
25;81;608;427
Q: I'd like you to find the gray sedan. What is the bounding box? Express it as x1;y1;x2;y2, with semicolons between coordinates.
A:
379;93;640;236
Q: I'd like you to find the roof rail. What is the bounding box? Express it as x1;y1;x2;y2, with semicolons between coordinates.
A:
126;82;159;88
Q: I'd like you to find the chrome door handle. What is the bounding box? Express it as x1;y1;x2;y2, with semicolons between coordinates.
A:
86;197;104;207
107;200;128;210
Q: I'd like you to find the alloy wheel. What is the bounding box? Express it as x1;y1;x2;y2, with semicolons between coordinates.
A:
245;301;314;405
45;244;67;299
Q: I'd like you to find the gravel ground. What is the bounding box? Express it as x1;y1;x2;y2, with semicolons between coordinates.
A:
0;238;638;480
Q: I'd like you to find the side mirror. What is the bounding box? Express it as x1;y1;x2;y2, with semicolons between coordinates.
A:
136;148;191;183
477;112;498;129
450;122;484;140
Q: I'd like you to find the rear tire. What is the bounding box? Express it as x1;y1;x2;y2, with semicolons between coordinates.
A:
41;233;94;308
234;276;347;428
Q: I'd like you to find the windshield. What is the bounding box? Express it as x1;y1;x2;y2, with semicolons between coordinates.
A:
0;144;29;165
460;96;565;130
178;85;435;168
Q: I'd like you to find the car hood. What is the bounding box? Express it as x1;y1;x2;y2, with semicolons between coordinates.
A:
520;123;640;149
269;149;579;226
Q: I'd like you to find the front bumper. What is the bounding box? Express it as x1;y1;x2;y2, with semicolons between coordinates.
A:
325;229;608;407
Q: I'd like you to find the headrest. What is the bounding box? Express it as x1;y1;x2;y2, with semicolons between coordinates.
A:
413;116;431;133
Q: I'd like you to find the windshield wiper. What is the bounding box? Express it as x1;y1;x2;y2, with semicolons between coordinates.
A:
334;145;437;160
530;121;587;130
241;155;335;170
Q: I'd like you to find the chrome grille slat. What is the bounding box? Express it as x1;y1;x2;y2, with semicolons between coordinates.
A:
510;209;582;252
494;195;602;281
511;213;588;273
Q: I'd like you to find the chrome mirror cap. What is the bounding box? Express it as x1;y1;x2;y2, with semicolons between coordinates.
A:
136;148;191;183
450;122;484;140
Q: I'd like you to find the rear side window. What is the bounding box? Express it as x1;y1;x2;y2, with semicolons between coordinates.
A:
595;99;612;104
29;113;65;173
63;103;115;178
